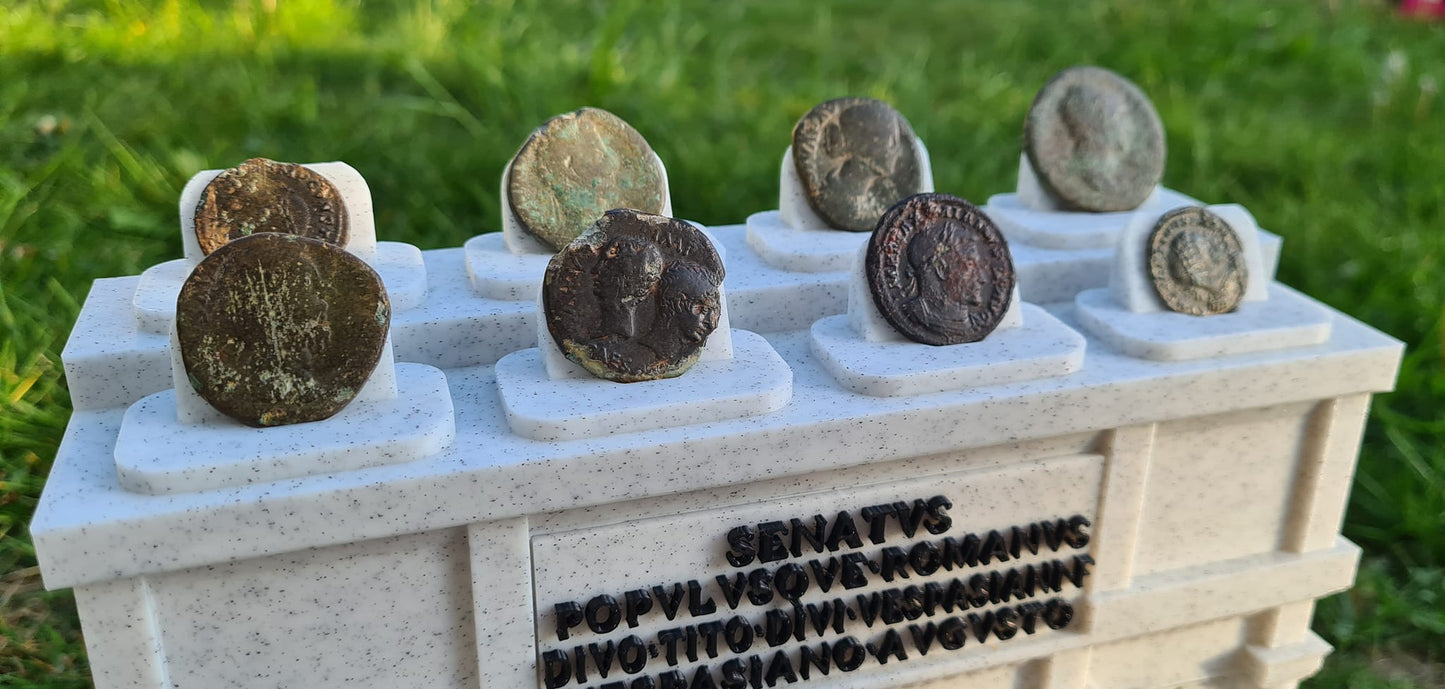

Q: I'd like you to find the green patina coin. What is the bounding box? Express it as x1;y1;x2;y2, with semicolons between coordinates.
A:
1024;66;1166;212
542;209;725;383
194;158;349;255
792;97;924;232
507;108;667;251
1147;206;1247;316
176;233;390;427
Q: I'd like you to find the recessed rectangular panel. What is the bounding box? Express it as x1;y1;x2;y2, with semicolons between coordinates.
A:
532;454;1102;689
149;529;476;689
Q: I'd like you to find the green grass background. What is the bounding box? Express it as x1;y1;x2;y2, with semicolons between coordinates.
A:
1;0;1441;686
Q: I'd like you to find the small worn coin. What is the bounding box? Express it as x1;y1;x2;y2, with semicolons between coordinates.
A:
866;193;1016;346
1147;206;1247;316
542;209;725;383
194;158;349;255
792;97;923;232
176;233;390;427
508;108;667;251
1023;66;1166;212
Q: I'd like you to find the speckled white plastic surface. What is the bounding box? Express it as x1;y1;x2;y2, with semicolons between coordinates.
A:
1075;284;1333;362
1071;203;1330;361
809;243;1081;396
745;140;933;273
113;362;455;495
986;155;1202;250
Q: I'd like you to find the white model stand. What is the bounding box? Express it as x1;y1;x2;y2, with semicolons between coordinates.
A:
985;154;1200;250
811;243;1084;397
494;242;791;441
111;317;456;494
744;138;934;273
464;153;675;301
130;162;428;335
1075;203;1332;361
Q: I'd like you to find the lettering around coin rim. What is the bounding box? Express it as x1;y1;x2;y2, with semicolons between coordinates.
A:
866;193;1016;346
176;232;390;427
1023;65;1166;212
792;97;924;232
508;108;667;252
542;209;725;383
1146;206;1247;316
193;158;349;255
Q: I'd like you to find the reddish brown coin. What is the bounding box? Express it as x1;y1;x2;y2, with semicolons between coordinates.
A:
865;193;1015;346
194;158;349;255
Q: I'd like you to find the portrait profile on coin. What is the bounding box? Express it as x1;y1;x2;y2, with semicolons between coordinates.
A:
194;158;349;255
792;97;924;232
542;209;725;383
175;233;390;427
1147;206;1247;316
866;193;1015;346
1024;65;1166;212
508;107;667;251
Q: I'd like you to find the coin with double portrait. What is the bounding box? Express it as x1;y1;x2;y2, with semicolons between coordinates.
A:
542;209;725;383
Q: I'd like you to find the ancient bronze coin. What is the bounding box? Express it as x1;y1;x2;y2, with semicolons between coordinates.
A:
866;193;1016;346
1147;206;1247;316
792;97;924;232
542;209;725;383
194;158;349;255
1023;66;1166;212
176;233;390;427
508;108;667;251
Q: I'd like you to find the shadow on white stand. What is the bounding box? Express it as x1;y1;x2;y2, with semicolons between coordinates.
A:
494;268;792;441
464;153;674;301
112;326;455;495
131;162;428;335
1074;202;1332;361
811;243;1085;397
744;138;934;273
985;154;1201;250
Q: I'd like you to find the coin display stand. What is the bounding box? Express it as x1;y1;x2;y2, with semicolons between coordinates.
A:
493;272;792;441
810;243;1084;397
464;154;675;301
983;155;1284;303
111;321;457;494
1074;203;1333;361
744;139;935;274
130;162;429;335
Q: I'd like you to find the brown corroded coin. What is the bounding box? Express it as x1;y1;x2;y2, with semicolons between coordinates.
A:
194;158;349;255
866;193;1015;346
176;233;390;427
1024;66;1165;212
542;209;724;383
1147;207;1246;316
508;108;667;251
792;97;923;232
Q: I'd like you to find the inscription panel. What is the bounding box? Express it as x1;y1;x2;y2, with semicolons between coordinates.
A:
532;454;1103;689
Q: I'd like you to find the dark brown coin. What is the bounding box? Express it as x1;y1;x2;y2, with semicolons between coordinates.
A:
792;97;924;232
176;233;390;427
1147;206;1247;316
866;193;1016;346
194;158;349;255
508;108;667;251
1023;66;1166;212
542;209;725;383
